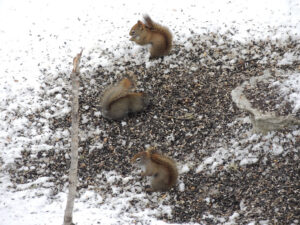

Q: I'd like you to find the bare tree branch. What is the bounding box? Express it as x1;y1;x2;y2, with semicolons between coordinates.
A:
63;50;82;225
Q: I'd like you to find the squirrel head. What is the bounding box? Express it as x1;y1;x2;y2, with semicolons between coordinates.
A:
129;20;146;40
131;151;149;166
131;147;155;166
119;77;134;90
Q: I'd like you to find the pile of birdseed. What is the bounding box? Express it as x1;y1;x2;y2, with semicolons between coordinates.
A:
9;32;300;224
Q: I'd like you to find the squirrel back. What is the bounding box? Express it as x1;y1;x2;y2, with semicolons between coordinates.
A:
150;152;178;187
129;15;173;58
101;78;132;109
100;78;149;120
143;15;173;55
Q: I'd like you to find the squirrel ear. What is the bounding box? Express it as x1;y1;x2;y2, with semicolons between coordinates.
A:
146;147;155;154
137;20;143;27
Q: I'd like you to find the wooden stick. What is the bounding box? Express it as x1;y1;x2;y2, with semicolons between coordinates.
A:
63;50;82;225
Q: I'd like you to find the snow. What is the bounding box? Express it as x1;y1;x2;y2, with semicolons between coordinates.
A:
180;164;190;173
278;52;299;65
0;170;178;225
178;183;185;192
275;73;300;112
0;0;300;224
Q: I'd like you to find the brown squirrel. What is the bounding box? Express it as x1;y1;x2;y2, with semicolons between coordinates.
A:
131;147;178;192
129;15;173;59
100;78;149;120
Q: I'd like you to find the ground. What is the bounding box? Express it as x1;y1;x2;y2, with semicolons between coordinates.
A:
0;0;300;224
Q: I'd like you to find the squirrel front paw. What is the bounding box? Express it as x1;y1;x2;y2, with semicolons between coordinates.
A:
145;187;154;192
141;172;146;177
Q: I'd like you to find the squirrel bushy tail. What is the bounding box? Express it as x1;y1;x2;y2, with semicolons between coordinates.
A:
101;78;133;112
101;78;148;120
145;147;178;187
101;78;133;109
143;15;173;54
150;152;178;187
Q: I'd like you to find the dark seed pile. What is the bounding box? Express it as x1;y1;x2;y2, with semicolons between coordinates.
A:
9;32;300;224
172;151;300;224
243;73;300;117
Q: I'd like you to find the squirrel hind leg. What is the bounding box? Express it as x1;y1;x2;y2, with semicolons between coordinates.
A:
150;175;170;192
128;93;149;113
149;46;167;59
106;98;130;120
149;34;168;58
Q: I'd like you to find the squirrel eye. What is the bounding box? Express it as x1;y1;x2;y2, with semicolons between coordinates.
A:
136;158;141;162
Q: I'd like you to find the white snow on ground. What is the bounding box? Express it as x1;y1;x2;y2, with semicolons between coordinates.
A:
274;73;300;112
196;129;300;174
0;171;178;225
0;0;300;224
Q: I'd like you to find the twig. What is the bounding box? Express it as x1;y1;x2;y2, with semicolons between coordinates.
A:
162;112;200;121
63;50;82;225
